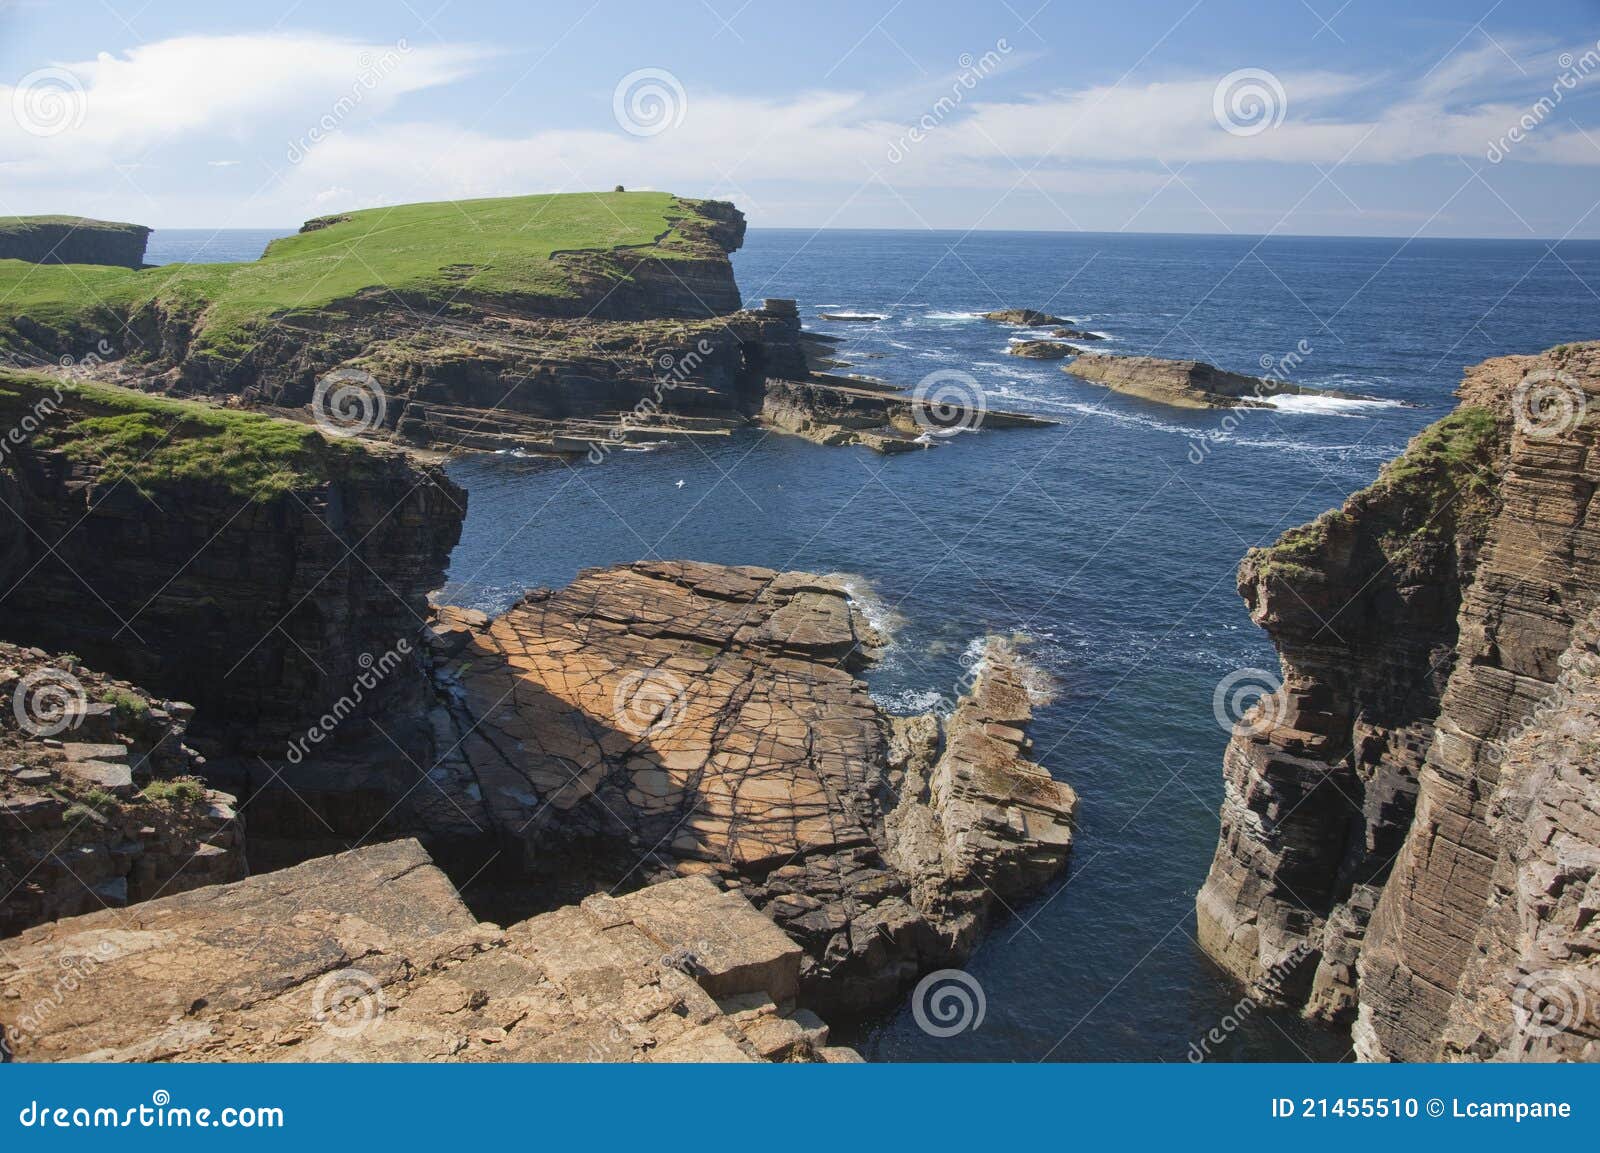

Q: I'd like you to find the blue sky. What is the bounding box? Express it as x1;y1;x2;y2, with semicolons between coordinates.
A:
2;0;1599;236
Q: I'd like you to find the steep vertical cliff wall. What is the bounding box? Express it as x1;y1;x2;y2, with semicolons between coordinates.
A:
1197;341;1599;1060
0;216;150;269
0;375;463;747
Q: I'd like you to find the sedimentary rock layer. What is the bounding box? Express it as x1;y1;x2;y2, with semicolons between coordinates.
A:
4;200;811;459
0;379;463;748
1197;340;1600;1061
0;216;150;269
761;376;1056;453
1066;353;1351;409
425;561;1076;1014
0;839;858;1062
0;642;244;937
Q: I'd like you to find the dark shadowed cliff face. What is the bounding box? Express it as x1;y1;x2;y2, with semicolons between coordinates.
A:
1197;341;1600;1060
0;377;464;749
0;216;150;269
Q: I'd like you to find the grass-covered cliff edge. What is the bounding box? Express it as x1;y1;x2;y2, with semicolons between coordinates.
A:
0;192;729;358
0;191;808;456
0;370;463;744
1197;339;1600;1062
0;214;150;270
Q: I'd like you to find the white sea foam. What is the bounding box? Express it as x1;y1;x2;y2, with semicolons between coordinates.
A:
818;310;888;320
871;687;950;716
1264;394;1406;416
924;310;984;321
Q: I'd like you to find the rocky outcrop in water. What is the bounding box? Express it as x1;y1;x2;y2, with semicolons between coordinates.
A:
0;216;150;269
423;561;1076;1015
0;838;858;1062
1067;353;1355;409
983;309;1065;326
0;642;244;937
760;376;1056;453
1008;340;1079;360
1196;340;1600;1061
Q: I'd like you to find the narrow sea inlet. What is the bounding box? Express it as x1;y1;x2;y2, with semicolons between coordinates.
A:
434;226;1600;1060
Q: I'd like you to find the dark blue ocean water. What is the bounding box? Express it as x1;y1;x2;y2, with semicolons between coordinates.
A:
180;227;1600;1061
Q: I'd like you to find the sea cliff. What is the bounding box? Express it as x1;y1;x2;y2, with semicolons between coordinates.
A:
1196;340;1599;1060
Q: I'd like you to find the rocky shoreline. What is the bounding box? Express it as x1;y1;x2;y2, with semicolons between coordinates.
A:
422;561;1075;1015
1;839;861;1062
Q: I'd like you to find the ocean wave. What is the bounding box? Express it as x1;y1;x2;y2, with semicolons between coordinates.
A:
924;310;984;321
1264;394;1407;416
817;310;888;321
1211;432;1403;461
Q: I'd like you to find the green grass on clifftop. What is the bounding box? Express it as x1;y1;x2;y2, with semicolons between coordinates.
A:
0;215;149;237
0;191;698;359
1252;404;1504;582
0;370;378;499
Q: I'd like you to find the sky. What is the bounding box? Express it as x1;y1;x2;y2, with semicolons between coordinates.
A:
1;0;1599;237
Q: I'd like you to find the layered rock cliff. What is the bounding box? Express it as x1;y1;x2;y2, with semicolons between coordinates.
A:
1196;341;1599;1060
0;374;463;748
1;197;812;458
0;216;150;269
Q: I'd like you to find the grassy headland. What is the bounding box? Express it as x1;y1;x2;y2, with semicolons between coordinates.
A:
0;191;705;361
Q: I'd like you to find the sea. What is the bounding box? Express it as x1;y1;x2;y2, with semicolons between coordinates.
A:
151;225;1600;1061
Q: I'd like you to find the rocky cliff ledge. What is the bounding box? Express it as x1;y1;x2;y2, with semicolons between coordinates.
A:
0;374;463;748
0;642;244;937
0;195;811;459
1067;352;1355;409
1196;341;1599;1061
424;561;1076;1014
0;216;150;269
1;839;858;1062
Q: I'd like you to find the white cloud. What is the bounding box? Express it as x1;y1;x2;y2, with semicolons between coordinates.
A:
1;29;1596;229
0;33;491;176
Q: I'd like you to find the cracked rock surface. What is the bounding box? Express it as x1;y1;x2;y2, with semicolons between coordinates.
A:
426;560;1077;1014
0;839;858;1063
